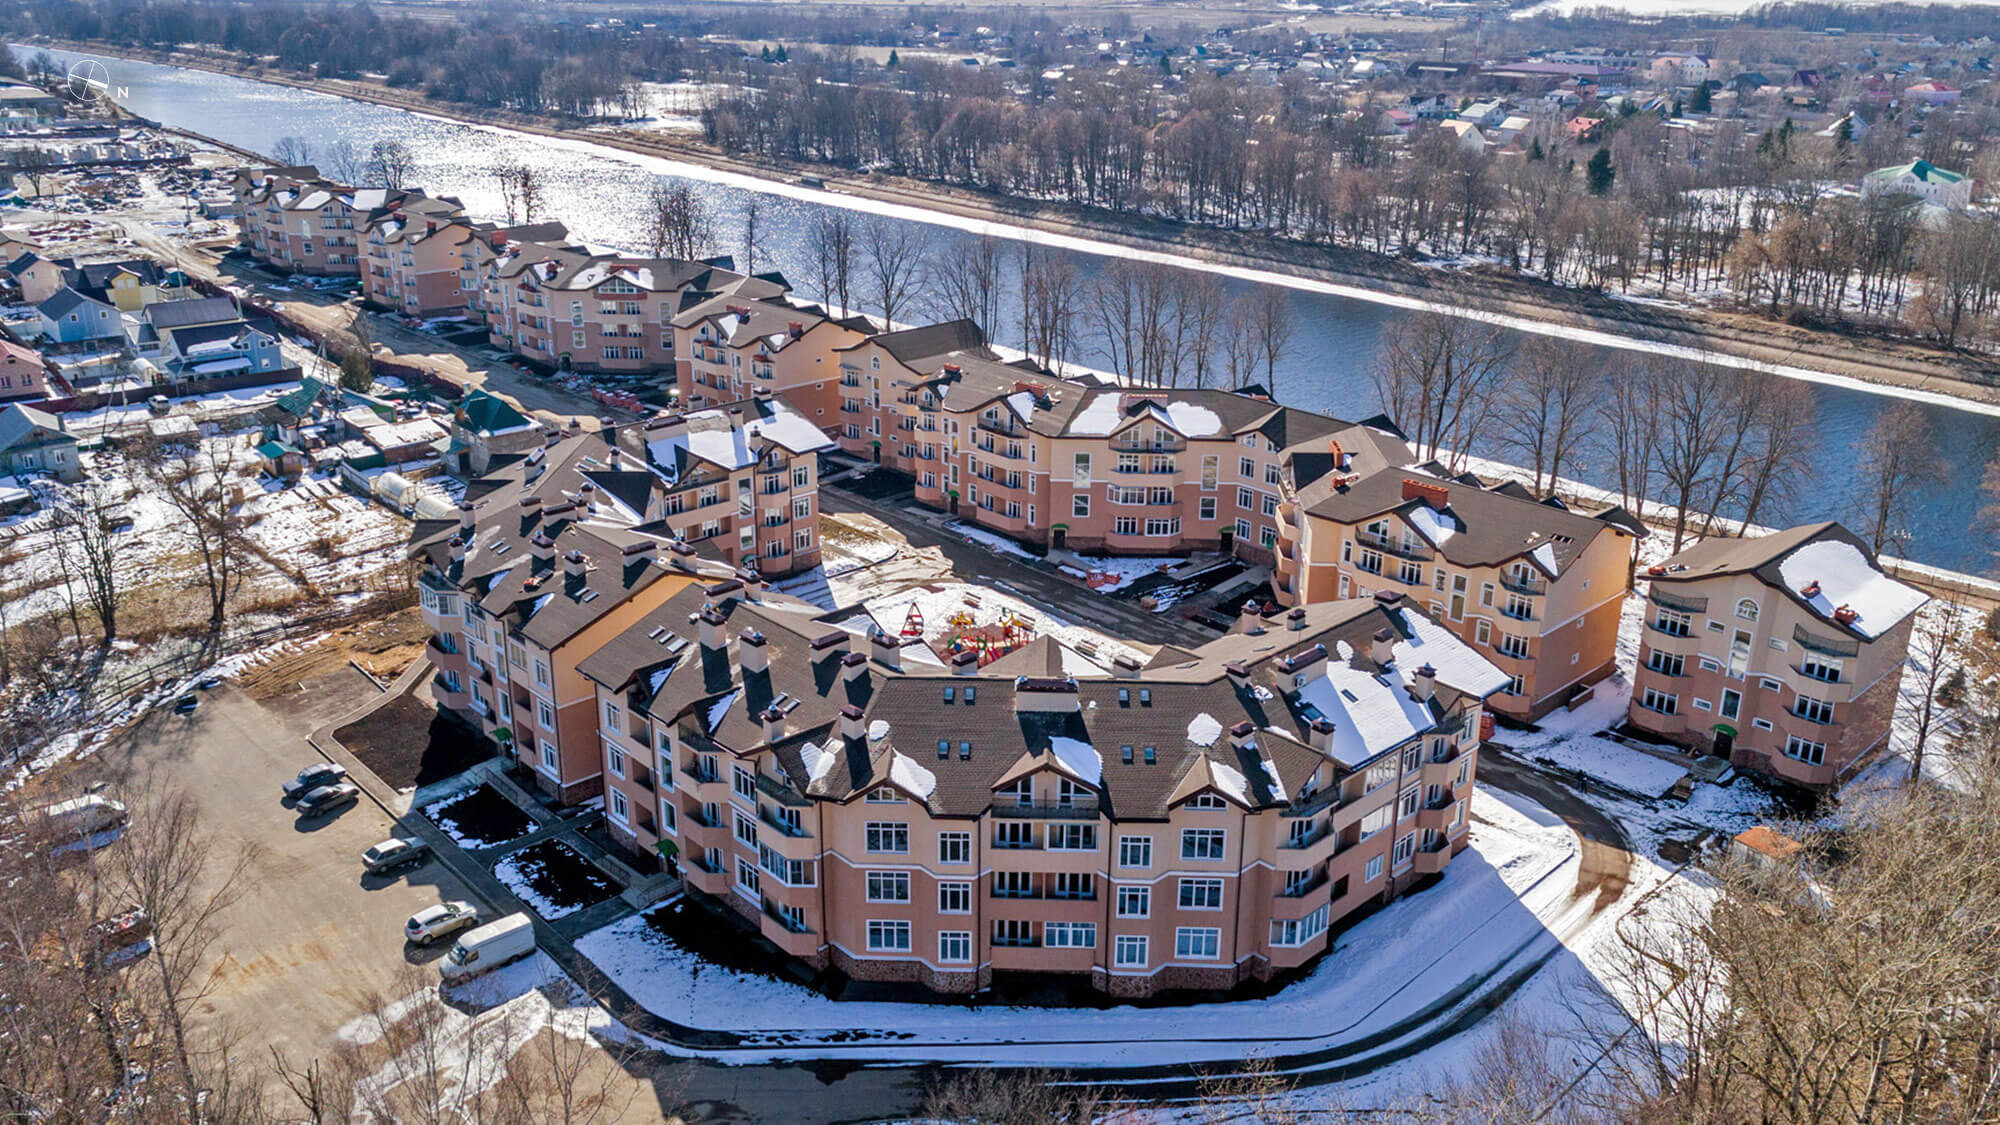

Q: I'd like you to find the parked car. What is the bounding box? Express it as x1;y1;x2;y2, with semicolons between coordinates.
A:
404;901;480;945
195;676;223;690
89;907;152;952
172;694;199;714
40;795;128;840
294;783;360;818
283;762;348;797
361;837;429;875
439;913;535;981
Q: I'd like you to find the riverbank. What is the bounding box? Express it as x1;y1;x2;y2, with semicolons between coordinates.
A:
30;39;2000;413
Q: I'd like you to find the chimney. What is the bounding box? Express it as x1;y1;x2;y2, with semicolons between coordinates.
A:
1401;477;1450;511
577;481;597;514
543;428;561;448
740;629;770;674
566;417;583;435
606;446;621;469
1112;654;1143;679
1228;720;1255;752
870;629;903;672
1224;660;1251;689
519;493;543;519
531;532;556;564
788;320;804;338
562;549;587;579
1287;607;1308;632
1307;717;1336;752
600;419;617;444
1371;627;1397;667
742;570;765;602
1238;600;1264;634
448;535;467;563
761;706;784;745
951;650;981;676
458;501;476;531
667;538;697;571
694;607;725;653
841;650;869;685
621;538;656;567
811;630;850;665
942;362;961;376
703;577;746;604
1833;604;1859;626
1411;664;1437;702
1801;579;1821;598
840;702;866;741
1013;677;1079;713
1282;643;1329;685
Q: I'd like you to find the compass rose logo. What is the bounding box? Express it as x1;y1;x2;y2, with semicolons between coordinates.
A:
64;59;123;105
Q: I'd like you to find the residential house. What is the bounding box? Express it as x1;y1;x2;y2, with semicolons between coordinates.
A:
672;293;876;423
36;286;123;344
1862;159;1972;209
1626;522;1926;790
160;319;285;379
448;388;542;476
574;586;1503;997
1904;80;1961;105
1436;119;1488;153
1274;471;1644;722
131;295;240;356
0;402;79;481
1649;54;1713;86
0;336;48;401
1457;100;1507;128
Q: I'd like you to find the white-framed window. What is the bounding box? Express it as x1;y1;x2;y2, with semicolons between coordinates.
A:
1175;927;1221;959
1794;695;1835;725
609;789;628;824
734;810;757;847
866;870;911;902
1393;833;1416;866
1398;786;1421;820
1736;598;1760;621
865;786;905;804
1640;688;1678;715
1116;885;1151;918
1046;922;1097;949
939;881;972;913
867;919;912;952
1178;877;1224;910
1647;650;1685;677
607;745;626;778
938;831;971;864
1184;792;1227;810
540;739;559;772
865;822;909;853
1653;609;1691;637
1365;855;1384;882
1783;736;1826;765
1271;905;1331;947
603;700;621;727
1180;829;1226;861
1049;823;1097;851
938;931;972;964
1359;805;1391;839
1114;935;1149;967
1118;835;1152;868
537;701;555;729
1050;872;1095;900
1800;654;1842;683
735;857;760;894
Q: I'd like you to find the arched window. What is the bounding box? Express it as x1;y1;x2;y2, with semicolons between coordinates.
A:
1736;599;1760;621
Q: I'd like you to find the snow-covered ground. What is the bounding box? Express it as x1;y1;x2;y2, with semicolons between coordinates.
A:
575;787;1577;1066
858;581;1150;670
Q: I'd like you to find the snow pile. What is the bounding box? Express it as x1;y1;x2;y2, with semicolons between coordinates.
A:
1777;539;1928;639
888;751;937;799
1186;713;1224;747
1047;736;1103;785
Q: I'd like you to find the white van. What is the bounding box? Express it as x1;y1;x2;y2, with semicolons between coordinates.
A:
41;796;129;840
438;913;534;982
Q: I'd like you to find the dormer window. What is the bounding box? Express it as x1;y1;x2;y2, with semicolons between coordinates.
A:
1736;599;1760;621
937;739;950;759
866;787;906;804
1186;793;1226;810
1121;745;1135;763
1118;688;1131;706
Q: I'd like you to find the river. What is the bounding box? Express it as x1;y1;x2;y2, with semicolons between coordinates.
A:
18;46;1998;572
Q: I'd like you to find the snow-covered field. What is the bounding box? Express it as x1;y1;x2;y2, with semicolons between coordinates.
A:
575;788;1577;1066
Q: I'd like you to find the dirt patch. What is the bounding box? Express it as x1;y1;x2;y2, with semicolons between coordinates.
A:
239;607;429;701
422;784;536;850
334;691;492;790
491;840;618;921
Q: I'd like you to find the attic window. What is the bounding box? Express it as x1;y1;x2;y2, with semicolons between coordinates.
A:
664;636;690;653
1143;746;1157;764
959;741;972;760
647;626;667;641
578;590;600;603
963;687;977;705
1121;745;1134;764
1138;689;1152;706
780;698;801;713
943;686;956;703
937;739;950;760
1118;688;1131;706
1187;793;1227;810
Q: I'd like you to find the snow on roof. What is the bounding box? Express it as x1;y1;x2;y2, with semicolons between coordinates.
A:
1068;392;1124;436
1004;391;1037;423
1389;606;1511;698
1529;541;1560;575
1209;758;1251;805
889;751;937;799
1048;736;1103;787
1186;713;1224;747
294;190;331;210
799;740;839;784
190;357;251;375
649;404;833;472
1163;401;1222;437
1259;758;1288;803
868;718;892;742
1406;504;1458;546
706;689;740;731
1777;539;1927;639
647;661;677;696
1295;662;1432;768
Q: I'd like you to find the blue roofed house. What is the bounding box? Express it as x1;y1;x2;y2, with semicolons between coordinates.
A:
35;286;124;344
160;319;285;381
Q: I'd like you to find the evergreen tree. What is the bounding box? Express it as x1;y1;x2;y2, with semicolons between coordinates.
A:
1690;83;1712;113
887;49;899;67
1529;138;1544;161
1586;147;1615;195
759;45;771;62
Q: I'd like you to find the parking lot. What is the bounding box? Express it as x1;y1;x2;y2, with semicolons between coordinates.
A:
75;668;494;1072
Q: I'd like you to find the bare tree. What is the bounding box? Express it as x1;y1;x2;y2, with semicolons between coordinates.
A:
809;211;856;317
1653;359;1735;552
1250;286;1292;395
495;163;543;224
1904;591;1968;785
270;135;315;167
1600;365;1664;520
928;234;1004;332
1018;249;1081;373
1222;295;1262;389
740;196;761;274
368;139;417;190
919;1068;1116;1124
47;481;124;641
320;139;365;184
1856;401;1945;554
1493;338;1598;496
139;433;253;632
1181;272;1228;389
1372;310;1513;468
12;146;57;198
862;217;928;328
642;181;712;260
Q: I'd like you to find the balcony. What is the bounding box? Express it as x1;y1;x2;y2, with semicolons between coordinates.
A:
1501;573;1548;597
1111;437;1182;453
687;806;721;829
755;771;809;806
758;806;811;839
1647;589;1709;615
1356;532;1432;561
426;635;460;659
1792;624;1861;659
627;768;657;794
1498;604;1540;624
1110;461;1178;475
977;417;1025;437
1413;840;1452;876
1277;869;1328;899
990;799;1100;820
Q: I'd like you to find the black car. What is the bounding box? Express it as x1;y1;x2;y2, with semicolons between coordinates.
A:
172;694;199;714
295;782;360;818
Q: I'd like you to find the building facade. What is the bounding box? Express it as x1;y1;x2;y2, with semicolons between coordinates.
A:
1626;522;1926;790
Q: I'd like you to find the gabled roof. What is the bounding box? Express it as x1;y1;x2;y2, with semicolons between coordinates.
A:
1647;522;1926;641
37;286;115;320
456;390;535;437
144;296;240;330
852;318;988;364
0;403;69;452
1297;467;1637;574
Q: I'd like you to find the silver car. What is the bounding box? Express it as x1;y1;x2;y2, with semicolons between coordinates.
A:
405;901;480;945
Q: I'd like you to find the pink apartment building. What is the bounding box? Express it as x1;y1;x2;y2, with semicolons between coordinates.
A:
1627;522;1926;790
575;587;1505;997
230;167;394;275
1276;471;1644;722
